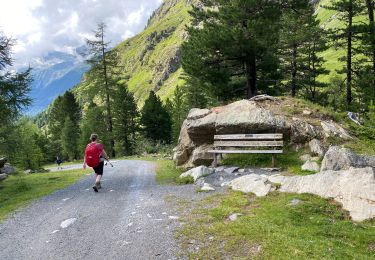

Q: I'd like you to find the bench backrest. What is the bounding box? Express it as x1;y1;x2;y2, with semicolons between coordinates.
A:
213;134;283;149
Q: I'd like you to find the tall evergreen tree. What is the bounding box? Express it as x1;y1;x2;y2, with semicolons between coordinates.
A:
300;16;330;101
61;117;79;160
323;0;366;106
165;86;189;143
364;0;375;83
280;4;329;100
140;91;172;143
79;103;109;154
183;75;210;109
182;0;282;99
0;32;32;124
86;22;116;157
0;32;33;162
47;91;81;157
112;81;138;155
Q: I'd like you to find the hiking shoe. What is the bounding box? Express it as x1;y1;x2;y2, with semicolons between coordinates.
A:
92;185;98;192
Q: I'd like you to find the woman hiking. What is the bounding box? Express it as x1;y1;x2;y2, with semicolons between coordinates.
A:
83;133;109;192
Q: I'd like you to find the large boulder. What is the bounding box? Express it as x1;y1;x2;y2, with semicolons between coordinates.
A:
321;121;352;139
301;160;320;172
173;120;195;165
0;163;15;175
321;146;375;171
289;118;320;143
188;144;214;167
0;157;7;168
174;99;290;168
309;139;325;156
215;100;287;134
277;167;375;222
228;174;272;197
185;109;217;144
179;166;214;182
173;97;352;169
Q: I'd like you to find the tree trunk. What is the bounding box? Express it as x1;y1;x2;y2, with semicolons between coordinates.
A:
245;56;257;98
311;43;317;102
365;0;375;89
347;1;353;106
291;43;298;97
101;27;115;158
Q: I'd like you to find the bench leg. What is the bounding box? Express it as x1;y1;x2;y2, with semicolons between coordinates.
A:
272;154;276;168
213;154;218;167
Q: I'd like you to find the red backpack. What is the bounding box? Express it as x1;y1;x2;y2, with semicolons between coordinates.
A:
85;143;101;167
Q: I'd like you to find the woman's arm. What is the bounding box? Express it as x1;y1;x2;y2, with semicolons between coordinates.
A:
101;149;109;160
83;154;86;169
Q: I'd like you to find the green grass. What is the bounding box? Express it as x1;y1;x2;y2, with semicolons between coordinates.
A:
155;159;187;185
43;159;83;169
0;169;89;222
177;191;375;259
222;149;318;176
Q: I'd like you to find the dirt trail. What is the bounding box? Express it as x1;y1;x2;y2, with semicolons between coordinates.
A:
0;160;207;260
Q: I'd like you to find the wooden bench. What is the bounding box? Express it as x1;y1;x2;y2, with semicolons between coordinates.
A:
208;134;283;167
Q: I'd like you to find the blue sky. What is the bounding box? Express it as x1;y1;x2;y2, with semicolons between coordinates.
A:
0;0;163;67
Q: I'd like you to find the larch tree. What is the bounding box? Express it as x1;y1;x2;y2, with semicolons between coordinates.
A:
86;22;116;157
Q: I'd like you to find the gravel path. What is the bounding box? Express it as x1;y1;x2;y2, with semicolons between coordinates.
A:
46;160;119;172
0;160;209;260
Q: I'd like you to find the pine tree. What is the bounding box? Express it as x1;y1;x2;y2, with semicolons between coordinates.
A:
364;0;375;83
79;103;110;155
61;117;79;160
165;86;189;143
183;75;209;109
182;0;282;99
47;90;81;157
300;18;330;102
323;0;366;106
140;91;172;143
112;81;138;155
279;2;329;99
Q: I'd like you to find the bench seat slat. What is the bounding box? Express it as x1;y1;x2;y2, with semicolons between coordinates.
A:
208;150;283;154
214;140;283;147
214;134;283;140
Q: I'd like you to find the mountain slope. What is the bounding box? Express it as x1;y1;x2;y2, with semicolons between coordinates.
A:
75;0;194;105
28;49;89;114
73;0;368;107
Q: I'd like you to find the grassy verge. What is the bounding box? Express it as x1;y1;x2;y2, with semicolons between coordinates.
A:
155;159;189;185
0;169;89;222
177;191;375;259
222;149;317;176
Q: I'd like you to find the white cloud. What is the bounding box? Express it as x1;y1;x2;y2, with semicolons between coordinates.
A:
0;0;163;67
127;6;145;26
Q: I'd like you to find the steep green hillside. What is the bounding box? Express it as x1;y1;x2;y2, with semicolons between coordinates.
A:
316;0;368;82
75;0;193;104
74;0;369;106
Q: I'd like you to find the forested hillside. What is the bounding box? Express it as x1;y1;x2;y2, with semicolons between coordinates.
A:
1;0;375;171
74;0;194;105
